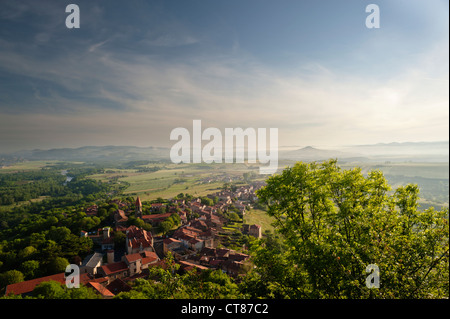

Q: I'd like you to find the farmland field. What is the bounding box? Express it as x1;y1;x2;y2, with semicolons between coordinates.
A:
88;162;264;201
244;208;275;233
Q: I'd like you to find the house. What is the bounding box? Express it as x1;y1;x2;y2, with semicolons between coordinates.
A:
220;260;243;276
86;281;115;299
218;192;232;204
229;252;250;262
100;227;114;250
150;203;166;212
189;201;206;213
101;237;115;251
172;199;185;205
242;224;262;238
178;260;210;273
80;252;104;275
82;227;115;251
249;224;261;238
98;261;129;281
105;278;132;296
163;238;182;254
123;253;142;277
141;250;160;266
125;225;154;255
188;237;204;251
123;251;160;276
172;224;215;251
177;210;188;224
190;219;208;232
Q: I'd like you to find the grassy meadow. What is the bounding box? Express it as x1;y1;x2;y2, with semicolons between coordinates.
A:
88;162;264;201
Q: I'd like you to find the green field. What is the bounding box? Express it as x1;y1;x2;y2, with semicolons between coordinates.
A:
88;162;263;201
0;160;56;172
244;208;275;233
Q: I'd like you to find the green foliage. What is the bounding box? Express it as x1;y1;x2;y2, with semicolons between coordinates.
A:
32;280;66;299
251;160;449;299
157;213;181;235
0;270;24;289
201;197;214;206
31;281;100;299
20;260;40;279
228;212;240;222
47;257;69;275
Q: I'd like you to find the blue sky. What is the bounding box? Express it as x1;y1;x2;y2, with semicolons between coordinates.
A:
0;0;448;152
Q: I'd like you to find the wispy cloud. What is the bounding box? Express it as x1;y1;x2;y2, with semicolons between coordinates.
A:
0;0;448;152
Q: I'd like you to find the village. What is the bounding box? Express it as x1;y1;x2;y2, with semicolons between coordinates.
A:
5;181;267;298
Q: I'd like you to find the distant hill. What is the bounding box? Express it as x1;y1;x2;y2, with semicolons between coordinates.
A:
280;146;364;161
6;145;171;162
344;141;449;155
279;141;449;162
2;141;448;164
343;141;449;162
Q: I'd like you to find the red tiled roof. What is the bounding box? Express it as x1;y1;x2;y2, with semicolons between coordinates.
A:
115;209;128;222
106;278;132;295
163;238;181;245
141;251;158;259
179;260;209;271
126;226;153;250
124;253;142;263
128;238;152;249
142;256;159;265
5;272;91;296
100;261;128;276
141;212;171;221
87;281;114;297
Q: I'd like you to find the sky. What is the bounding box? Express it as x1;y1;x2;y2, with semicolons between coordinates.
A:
0;0;448;153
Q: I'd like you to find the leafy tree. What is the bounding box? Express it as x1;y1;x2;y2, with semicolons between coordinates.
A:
113;230;126;247
228;212;240;222
47;226;71;242
20;260;40;279
201;197;214;206
32;280;66;299
18;246;37;260
0;270;24;289
114;288;148;299
176;193;185;199
47;257;69;275
168;213;181;226
67;284;101;299
38;240;62;266
97;207;108;218
251;160;449;299
159;220;173;235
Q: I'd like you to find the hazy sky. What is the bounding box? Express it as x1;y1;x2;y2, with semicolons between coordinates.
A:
0;0;448;153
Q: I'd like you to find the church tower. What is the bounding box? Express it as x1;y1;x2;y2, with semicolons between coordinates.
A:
136;196;142;218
